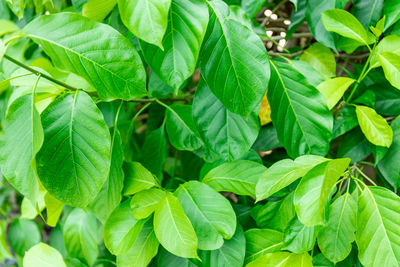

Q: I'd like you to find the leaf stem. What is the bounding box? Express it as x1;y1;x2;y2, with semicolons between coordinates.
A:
354;166;378;186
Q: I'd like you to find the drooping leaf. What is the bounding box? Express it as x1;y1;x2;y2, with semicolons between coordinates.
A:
175;181;236;250
130;188;167;219
379;52;400;90
23;243;66;267
82;0;116;21
118;0;171;48
36;91;111;207
355;105;393;148
122;161;158;196
246;252;313;267
153;193;198;259
300;42;336;80
44;192;64;227
0;94;43;202
268;61;333;158
245;229;284;263
63;209;98;266
140;0;208;91
356;186;400;266
24;13;147;100
104;200;146;255
317;192;357;263
200;0;270;116
294;158;350;226
284;217;316;253
316;77;356;109
203;160;267;197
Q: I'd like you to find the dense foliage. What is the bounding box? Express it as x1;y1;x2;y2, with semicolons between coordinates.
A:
0;0;400;266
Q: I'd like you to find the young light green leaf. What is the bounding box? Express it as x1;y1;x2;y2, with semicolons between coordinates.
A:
44;192;64;227
356;186;400;267
0;19;19;36
0;40;4;62
153;193;198;259
317;192;357;263
117;220;160;267
131;188;167;219
300;42;336;80
0;221;12;262
316;77;356;109
246;252;313;267
203;160;267;197
175;181;236;250
104;200;146;255
245;229;284;263
355;105;393;147
23;243;66;267
284;217;316;253
322;9;371;45
379;52;400;90
82;0;116;21
268;61;333;158
294;158;351;226
118;0;171;48
200;0;270;116
370;35;400;69
8;219;40;257
24;13;147;100
0;94;43;203
63;209;98;266
256;155;327;201
140;0;208;91
123;161;158;196
37;91;111;207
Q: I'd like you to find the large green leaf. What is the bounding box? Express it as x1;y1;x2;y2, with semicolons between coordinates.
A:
122;161;158;196
0;94;43;202
379;52;400;90
383;0;400;30
153;193;198;259
355;105;393;148
284;217;316;253
36;91;111;207
63;209;98;266
317;192;357;263
203;160;267;197
352;0;383;28
118;0;170;48
175;181;236;250
8;219;40;257
356;186;400;266
104;200;146;255
200;0;270;116
130;188;167;219
294;158;350;226
300;42;336;80
316;77;356;109
256;155;327;201
24;13;147;100
246;252;313;267
140;0;208;91
268;61;333;158
192;79;259;162
245;229;284;263
23;243;66;267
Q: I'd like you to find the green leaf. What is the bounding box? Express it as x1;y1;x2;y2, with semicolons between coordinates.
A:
200;0;270;116
352;0;383;28
24;13;147;100
199;224;246;267
300;42;336;80
316;77;356;109
0;19;19;36
122;161;158;196
131;188;167;219
256;155;327;201
153;193;198;259
63;209;98;266
36;91;111;207
203;160;267;197
246;252;313;267
44;192;64;227
175;181;236;250
245;229;284;263
88;129;124;222
8;219;40;257
333;106;358;138
104;200;146;255
0;221;12;262
355;105;393;147
356;186;400;266
294;158;350;226
117;219;160;267
82;0;116;21
0;40;4;62
23;243;66;267
370;35;400;69
322;9;371;45
317;192;357;263
383;0;400;30
140;126;167;179
140;0;208;91
6;0;24;19
379;52;400;90
165;105;203;151
284;217;316;253
0;94;43;202
268;61;333;158
192;79;260;162
118;0;171;48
